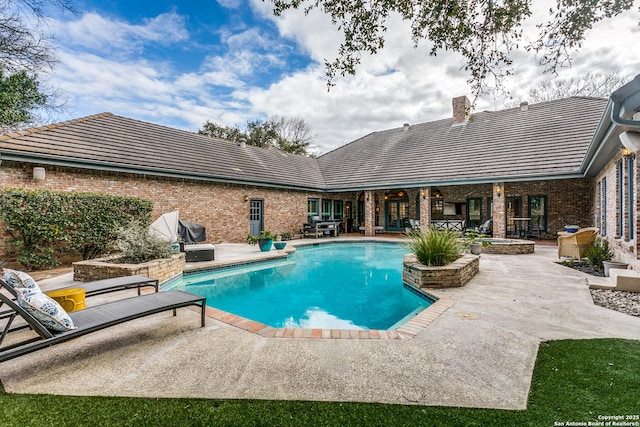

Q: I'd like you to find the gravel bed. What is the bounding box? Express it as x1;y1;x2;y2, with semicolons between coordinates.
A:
590;289;640;318
557;260;640;317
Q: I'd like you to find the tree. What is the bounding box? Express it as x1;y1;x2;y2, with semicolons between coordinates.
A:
0;0;71;131
198;116;314;156
270;116;314;156
523;72;628;104
270;0;635;98
0;69;48;132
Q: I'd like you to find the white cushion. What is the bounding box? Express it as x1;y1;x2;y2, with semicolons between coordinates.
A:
16;288;76;332
2;268;42;292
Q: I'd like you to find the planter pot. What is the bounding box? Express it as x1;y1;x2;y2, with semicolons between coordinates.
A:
603;261;629;277
273;242;287;250
258;238;273;252
402;253;480;289
469;243;482;255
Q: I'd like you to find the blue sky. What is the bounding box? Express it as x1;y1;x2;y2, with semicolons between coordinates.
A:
40;0;640;153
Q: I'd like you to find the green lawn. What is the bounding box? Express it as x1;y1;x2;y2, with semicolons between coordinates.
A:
1;339;639;427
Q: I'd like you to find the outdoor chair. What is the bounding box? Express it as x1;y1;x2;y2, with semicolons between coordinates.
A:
478;219;492;235
0;281;206;363
2;273;159;298
557;227;599;259
526;216;542;240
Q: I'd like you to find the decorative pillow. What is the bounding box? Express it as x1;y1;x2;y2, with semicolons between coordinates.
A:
15;288;76;332
2;268;42;293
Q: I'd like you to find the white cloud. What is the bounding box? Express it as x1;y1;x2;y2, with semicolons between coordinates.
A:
47;11;188;53
45;1;640;155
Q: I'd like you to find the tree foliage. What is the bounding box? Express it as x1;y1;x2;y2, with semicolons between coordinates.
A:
198;116;314;156
270;0;635;97
0;69;48;132
0;0;70;131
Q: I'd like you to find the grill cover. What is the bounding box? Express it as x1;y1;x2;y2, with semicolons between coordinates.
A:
178;220;206;243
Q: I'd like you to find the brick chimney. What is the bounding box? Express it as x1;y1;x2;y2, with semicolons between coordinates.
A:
452;96;471;125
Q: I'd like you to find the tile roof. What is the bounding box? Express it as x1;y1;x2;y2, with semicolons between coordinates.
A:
0;97;608;192
317;97;608;190
0;113;326;191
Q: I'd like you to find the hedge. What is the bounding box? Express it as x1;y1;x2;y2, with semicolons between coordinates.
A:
0;188;153;270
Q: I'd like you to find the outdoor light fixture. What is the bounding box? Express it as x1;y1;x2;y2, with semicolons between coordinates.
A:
621;146;633;158
420;190;426;200
432;188;443;199
32;167;46;181
620;131;640;153
244;195;249;202
494;183;502;197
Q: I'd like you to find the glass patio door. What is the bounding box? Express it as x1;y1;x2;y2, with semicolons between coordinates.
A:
386;200;409;231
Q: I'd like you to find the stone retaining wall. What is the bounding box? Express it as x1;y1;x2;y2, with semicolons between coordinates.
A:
73;252;185;283
402;253;479;289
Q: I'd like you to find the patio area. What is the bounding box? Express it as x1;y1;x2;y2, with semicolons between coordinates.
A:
2;240;640;409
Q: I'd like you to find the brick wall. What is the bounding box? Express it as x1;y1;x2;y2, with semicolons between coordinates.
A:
0;161;311;260
593;152;639;268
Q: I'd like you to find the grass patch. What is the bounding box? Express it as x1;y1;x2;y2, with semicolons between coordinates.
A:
0;339;638;426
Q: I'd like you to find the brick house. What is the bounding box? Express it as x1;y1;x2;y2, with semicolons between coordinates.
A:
1;75;639;268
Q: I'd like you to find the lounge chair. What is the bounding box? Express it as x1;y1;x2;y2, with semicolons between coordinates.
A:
557;227;599;259
0;284;206;362
2;272;159;298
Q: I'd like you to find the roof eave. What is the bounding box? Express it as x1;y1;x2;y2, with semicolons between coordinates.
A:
323;171;589;192
0;151;327;192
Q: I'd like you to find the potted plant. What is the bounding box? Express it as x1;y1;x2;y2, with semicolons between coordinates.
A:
273;231;292;250
247;231;277;252
464;229;491;255
585;238;624;276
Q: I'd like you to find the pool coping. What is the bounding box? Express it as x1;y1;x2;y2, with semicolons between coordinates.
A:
178;239;455;340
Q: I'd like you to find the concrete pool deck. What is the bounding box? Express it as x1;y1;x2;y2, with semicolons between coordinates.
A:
2;240;640;409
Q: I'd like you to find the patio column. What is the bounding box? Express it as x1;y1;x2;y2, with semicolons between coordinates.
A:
419;187;431;232
493;182;506;238
364;190;375;236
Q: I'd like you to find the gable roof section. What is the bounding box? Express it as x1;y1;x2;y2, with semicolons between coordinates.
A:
0;113;326;191
317;97;608;191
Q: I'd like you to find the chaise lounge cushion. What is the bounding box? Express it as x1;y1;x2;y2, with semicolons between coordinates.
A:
3;268;41;292
15;288;76;332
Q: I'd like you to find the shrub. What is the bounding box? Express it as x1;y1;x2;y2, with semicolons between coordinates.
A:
405;227;462;266
0;188;152;270
585;238;613;272
114;221;176;264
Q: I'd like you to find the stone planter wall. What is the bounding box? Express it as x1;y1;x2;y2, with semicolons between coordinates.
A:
402;253;479;289
73;252;185;283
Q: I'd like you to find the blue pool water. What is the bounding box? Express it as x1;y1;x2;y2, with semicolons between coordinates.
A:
166;242;433;330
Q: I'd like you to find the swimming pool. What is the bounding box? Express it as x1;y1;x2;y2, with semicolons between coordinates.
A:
166;242;433;330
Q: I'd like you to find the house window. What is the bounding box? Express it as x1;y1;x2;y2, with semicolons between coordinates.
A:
321;199;332;220
528;195;547;231
627;156;634;240
600;178;607;236
617;160;624;237
307;198;319;218
333;200;343;219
